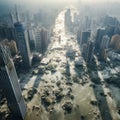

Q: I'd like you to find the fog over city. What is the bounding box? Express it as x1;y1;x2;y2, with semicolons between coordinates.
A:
0;0;120;120
1;0;120;3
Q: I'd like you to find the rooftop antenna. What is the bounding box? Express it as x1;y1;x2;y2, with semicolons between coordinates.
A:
15;5;19;22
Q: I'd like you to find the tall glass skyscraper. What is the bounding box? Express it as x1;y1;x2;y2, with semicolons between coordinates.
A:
0;43;26;120
14;22;31;68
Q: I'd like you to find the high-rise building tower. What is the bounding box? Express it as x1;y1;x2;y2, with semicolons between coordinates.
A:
65;8;72;31
14;22;31;68
2;39;18;56
27;23;36;51
35;28;48;53
40;28;48;53
100;35;110;50
0;43;26;120
85;41;94;63
81;31;91;45
84;16;91;31
9;13;14;28
0;25;16;41
95;28;106;52
14;7;31;68
35;28;42;53
77;29;82;44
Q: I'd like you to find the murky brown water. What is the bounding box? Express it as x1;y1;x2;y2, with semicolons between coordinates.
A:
24;9;120;120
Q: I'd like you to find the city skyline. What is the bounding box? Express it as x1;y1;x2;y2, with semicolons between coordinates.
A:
0;1;120;120
1;0;120;5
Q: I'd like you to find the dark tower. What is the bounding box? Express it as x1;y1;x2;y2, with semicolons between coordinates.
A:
0;43;26;120
85;41;94;63
14;6;31;68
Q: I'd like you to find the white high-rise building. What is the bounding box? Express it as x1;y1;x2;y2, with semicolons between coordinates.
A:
100;35;110;49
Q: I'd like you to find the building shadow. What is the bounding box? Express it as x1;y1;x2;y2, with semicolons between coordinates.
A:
87;62;113;120
32;74;42;88
19;67;43;90
65;60;71;77
74;33;113;120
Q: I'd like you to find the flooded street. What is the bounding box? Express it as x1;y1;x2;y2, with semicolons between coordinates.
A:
23;9;120;120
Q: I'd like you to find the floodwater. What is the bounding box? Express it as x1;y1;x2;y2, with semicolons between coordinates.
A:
24;9;120;120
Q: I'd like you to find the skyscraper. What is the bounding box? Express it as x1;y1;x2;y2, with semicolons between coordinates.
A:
35;27;49;53
65;8;72;31
85;41;94;63
35;28;42;53
77;29;82;44
2;39;18;56
95;28;106;52
27;25;36;51
81;31;91;45
100;35;110;50
84;16;91;31
0;43;26;120
14;22;31;68
0;25;16;41
40;28;48;53
9;13;14;28
14;8;31;68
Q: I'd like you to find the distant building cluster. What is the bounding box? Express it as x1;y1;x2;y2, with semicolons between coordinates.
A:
0;7;51;70
0;6;55;119
66;11;120;63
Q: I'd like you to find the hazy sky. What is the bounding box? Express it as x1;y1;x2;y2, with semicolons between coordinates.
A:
1;0;120;4
0;0;120;7
82;0;118;2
